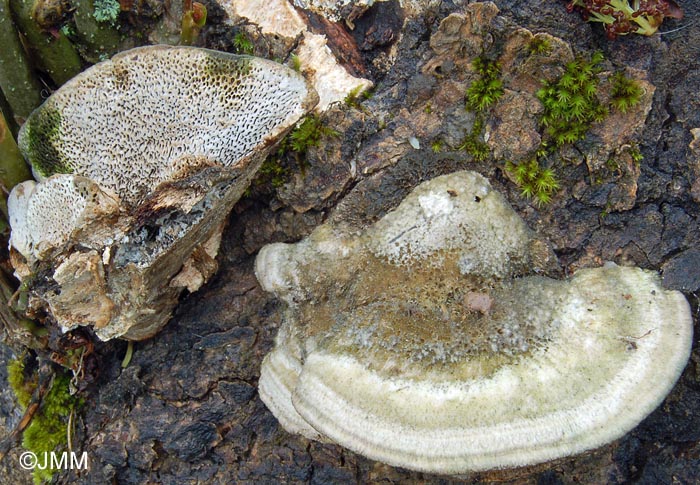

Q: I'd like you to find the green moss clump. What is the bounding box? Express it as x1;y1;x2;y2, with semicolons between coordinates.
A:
609;72;642;113
22;372;76;485
629;144;643;163
537;52;608;146
249;114;339;192
289;115;339;154
233;31;254;55
458;116;490;161
7;357;36;409
466;56;504;112
7;360;81;485
258;155;290;188
528;36;552;55
506;158;560;207
344;85;372;110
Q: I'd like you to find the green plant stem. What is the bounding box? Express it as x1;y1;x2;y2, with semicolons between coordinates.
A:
121;341;134;368
72;0;121;62
0;89;18;137
0;0;43;124
180;0;206;46
0;109;31;217
10;0;82;86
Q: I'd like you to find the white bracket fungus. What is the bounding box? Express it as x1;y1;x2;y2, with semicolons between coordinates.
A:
9;45;318;341
218;0;373;111
255;171;693;474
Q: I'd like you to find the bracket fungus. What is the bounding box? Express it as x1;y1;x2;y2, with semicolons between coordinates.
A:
255;171;693;474
8;45;318;341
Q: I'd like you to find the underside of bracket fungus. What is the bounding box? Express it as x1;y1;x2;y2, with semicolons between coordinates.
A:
8;45;317;341
255;171;693;474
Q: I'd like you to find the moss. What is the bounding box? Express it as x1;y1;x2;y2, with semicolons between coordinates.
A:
629;144;643;163
528;36;552;55
465;56;504;112
233;31;254;55
536;53;643;147
7;359;81;484
22;372;77;485
344;85;372;110
458;116;490;161
506;158;560;207
537;52;608;147
609;72;642;113
7;357;36;409
258;155;290;188
249;115;338;192
289;115;339;154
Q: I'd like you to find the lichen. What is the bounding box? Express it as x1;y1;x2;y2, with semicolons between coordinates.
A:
92;0;121;25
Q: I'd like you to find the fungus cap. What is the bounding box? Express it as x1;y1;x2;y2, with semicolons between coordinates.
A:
9;45;318;340
18;45;317;207
8;175;121;262
255;171;693;474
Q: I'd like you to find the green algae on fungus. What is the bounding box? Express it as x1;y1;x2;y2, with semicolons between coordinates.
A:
255;171;692;474
19;107;73;179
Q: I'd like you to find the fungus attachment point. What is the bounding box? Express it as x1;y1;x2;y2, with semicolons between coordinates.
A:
255;171;693;474
9;45;318;340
